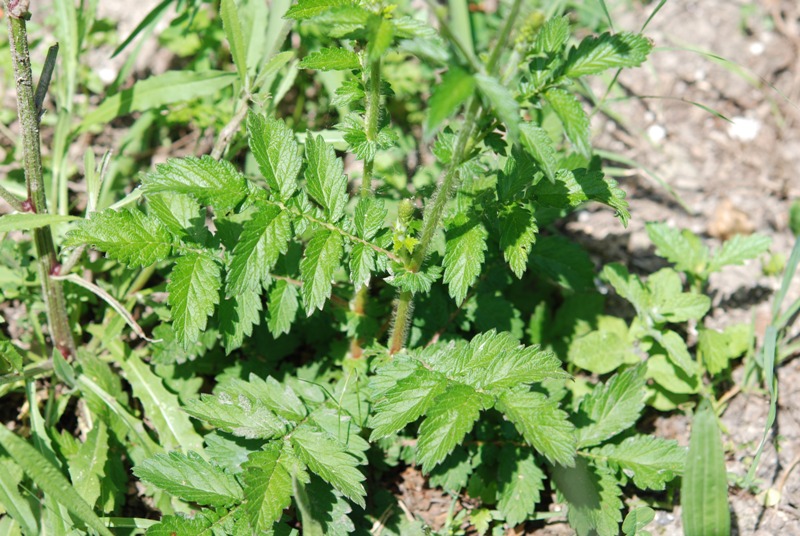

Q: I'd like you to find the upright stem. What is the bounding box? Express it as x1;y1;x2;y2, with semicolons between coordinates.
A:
6;4;76;359
388;0;523;354
361;57;381;196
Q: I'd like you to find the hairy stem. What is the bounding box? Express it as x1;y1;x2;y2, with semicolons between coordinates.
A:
361;57;381;196
387;0;523;353
6;4;76;358
0;183;25;212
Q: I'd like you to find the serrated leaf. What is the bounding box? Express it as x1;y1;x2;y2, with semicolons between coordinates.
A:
142;156;247;213
300;230;343;315
475;74;519;140
227;205;292;295
147;192;208;243
221;0;246;83
707;233;771;274
167;253;221;350
499;204;537;278
698;326;749;375
370;366;447;439
349;242;375;288
602;263;649;314
248;114;301;201
426;67;475;135
646;269;710;323
681;400;730;536
219;290;262;353
299;47;360;71
535;16;570;54
429;447;472;492
575;366;646;448
645;222;709;274
657;329;698;375
146;511;222;536
133;451;243;507
646;353;700;395
353;196;386;240
497;448;545;526
593;435;685;490
416;384;488;471
552;458;623;536
497;390;575;466
544;88;591;157
568;316;637;375
222;374;307;422
564;32;653;78
119;354;204;453
520;123;558;183
536;168;630;226
64;208;173;267
0;213;78;232
443;215;488;305
304;133;348;222
285;0;350;20
185;392;288;439
242;442;295;530
385;263;442;294
291;426;366;507
267;279;299;337
531;235;595;291
0;426;114;536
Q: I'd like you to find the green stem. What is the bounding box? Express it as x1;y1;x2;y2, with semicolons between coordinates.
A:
6;4;76;359
387;0;523;354
0;183;25;212
361;57;381;196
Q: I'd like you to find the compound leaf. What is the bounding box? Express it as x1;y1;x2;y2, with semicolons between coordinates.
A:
708;233;771;274
369;366;448;439
185;392;288;439
64;208;172;267
536;169;630;226
167;253;221;350
133;451;243;507
645;222;709;275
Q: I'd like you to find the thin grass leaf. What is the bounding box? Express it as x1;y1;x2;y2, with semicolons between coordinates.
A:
221;0;247;84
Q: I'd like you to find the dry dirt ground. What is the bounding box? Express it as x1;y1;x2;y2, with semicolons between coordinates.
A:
3;0;800;534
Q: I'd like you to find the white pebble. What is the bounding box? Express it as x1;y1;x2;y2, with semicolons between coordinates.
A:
727;116;761;141
749;42;765;55
647;124;667;143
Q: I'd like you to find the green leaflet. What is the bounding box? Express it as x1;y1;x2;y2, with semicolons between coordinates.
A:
0;213;78;232
496;390;575;466
682;400;730;536
544;88;591;158
0;426;114;536
285;0;351;20
167;253;221;350
66;422;108;509
536;168;630;226
267;279;299;337
242;442;296;531
185;392;288;439
552;458;623;536
146;191;208;243
520;123;558;183
133;451;243;507
369;365;448;439
496;448;545;526
353;196;387;241
366;15;394;62
299;47;360;71
349;242;375;288
304;133;348;223
64;208;173;267
592;435;685;490
219;289;262;354
535;16;570;54
443;215;488;305
290;426;367;507
143;156;247;213
707;233;772;273
646;222;709;275
220;0;246;83
248;113;301;201
498;204;537;278
300;230;343;315
575;366;646;449
563;32;653;78
416;384;489;471
227;205;292;295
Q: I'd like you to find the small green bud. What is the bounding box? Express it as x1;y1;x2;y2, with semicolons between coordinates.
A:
398;199;415;227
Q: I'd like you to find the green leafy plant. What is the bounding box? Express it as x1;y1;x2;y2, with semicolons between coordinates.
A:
6;0;786;535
